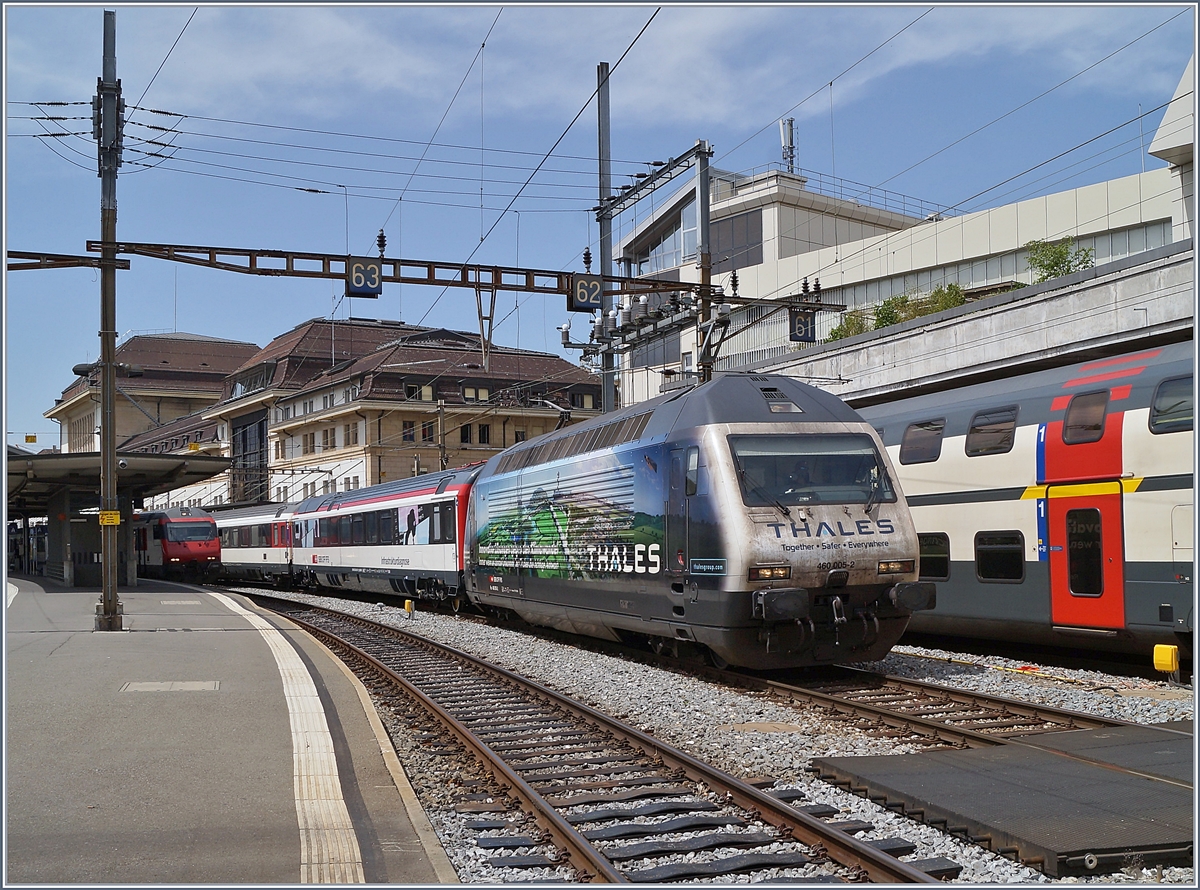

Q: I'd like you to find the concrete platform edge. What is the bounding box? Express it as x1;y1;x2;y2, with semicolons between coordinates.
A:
307;626;461;884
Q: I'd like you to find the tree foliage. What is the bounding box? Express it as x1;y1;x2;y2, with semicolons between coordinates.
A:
826;283;967;342
1024;238;1095;283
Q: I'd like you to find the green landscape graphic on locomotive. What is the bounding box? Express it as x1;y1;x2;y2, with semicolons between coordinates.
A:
477;450;665;578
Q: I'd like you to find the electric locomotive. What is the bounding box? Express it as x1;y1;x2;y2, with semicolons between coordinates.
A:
466;373;935;669
133;506;220;579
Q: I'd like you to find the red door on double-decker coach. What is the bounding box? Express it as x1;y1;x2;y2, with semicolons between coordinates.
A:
1047;483;1125;629
1041;384;1128;630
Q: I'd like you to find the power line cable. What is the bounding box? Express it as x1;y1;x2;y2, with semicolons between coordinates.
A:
416;7;662;325
126;8;198;126
717;7;934;165
872;8;1190;192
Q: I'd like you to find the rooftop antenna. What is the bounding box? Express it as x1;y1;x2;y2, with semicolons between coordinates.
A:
779;117;795;174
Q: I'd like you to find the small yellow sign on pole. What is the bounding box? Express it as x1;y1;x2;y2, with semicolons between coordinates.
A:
25;434;36;443
98;511;121;526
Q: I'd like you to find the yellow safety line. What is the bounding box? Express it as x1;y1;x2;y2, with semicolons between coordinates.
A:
209;591;365;884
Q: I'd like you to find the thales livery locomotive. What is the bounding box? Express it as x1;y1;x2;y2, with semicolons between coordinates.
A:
216;373;935;669
858;340;1194;661
133;506;220;579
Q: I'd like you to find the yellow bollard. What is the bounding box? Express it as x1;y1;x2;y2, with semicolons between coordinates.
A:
404;599;415;619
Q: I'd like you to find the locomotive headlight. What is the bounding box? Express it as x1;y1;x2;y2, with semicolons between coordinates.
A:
878;559;915;575
749;565;791;581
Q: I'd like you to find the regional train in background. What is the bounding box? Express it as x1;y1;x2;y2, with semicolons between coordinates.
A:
132;506;220;579
216;372;935;670
857;340;1194;662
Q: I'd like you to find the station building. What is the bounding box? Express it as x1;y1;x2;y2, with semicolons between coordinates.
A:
118;317;601;510
613;57;1194;405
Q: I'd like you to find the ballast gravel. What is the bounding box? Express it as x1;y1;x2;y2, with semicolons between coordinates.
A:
259;590;1195;884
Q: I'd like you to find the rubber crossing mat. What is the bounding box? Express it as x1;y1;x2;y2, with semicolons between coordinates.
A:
1023;724;1193;784
812;741;1193;877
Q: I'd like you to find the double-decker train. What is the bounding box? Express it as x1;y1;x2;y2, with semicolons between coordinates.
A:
858;339;1194;662
217;372;935;669
133;506;220;579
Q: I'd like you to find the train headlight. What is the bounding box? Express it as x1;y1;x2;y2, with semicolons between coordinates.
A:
169;558;181;562
749;565;791;581
878;559;914;575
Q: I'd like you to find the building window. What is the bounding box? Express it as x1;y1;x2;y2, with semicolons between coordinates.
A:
463;386;490;402
1063;391;1108;444
322;479;334;495
975;531;1024;582
918;533;950;581
514;430;526;442
899;419;945;464
322;428;336;450
303;399;314;415
460;424;472;444
402;420;415;442
965;406;1018;456
1149;376;1192;434
421;421;435;443
343;476;359;492
407;383;433;401
274;439;284;460
302;433;315;455
344;422;359;446
478;423;490;445
571;393;595;409
322;394;332;410
277;485;288;502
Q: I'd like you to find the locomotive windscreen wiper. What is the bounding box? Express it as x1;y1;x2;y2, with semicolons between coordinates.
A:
733;459;790;519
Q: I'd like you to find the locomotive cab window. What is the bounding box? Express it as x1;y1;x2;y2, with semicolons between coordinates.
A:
899;419;946;464
1063;390;1109;444
975;531;1024;582
728;434;896;506
918;533;950;581
965;406;1018;456
1149;375;1193;434
1066;508;1103;596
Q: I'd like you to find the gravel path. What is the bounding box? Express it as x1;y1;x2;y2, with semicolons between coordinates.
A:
252;590;1194;884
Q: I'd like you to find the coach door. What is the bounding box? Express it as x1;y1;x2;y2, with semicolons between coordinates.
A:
1047;482;1125;629
666;449;688;576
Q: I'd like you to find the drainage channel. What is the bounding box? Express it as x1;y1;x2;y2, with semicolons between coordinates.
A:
253;595;950;884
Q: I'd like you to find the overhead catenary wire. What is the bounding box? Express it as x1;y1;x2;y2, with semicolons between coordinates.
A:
415;6;662;326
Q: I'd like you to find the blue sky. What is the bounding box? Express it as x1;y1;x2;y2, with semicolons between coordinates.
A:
4;3;1195;446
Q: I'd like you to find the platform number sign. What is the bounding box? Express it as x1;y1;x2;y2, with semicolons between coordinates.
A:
570;273;604;313
347;257;383;297
789;309;816;343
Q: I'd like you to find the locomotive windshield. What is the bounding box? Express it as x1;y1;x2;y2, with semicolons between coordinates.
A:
165;522;218;542
728;434;896;506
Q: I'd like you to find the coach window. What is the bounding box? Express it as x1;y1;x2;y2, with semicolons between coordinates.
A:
918;533;950;581
1066;508;1103;596
1149;375;1193;434
351;514;365;545
338;515;352;545
364;511;378;544
1063;390;1108;444
975;531;1024;582
899;419;946;464
965;406;1018;456
378;509;395;545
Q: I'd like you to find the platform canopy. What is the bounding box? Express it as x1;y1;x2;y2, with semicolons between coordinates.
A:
6;449;232;516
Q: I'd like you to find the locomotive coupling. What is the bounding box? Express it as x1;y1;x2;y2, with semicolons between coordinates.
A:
888;581;936;613
752;588;809;622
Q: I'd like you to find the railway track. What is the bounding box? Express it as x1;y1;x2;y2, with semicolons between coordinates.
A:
248;593;952;884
